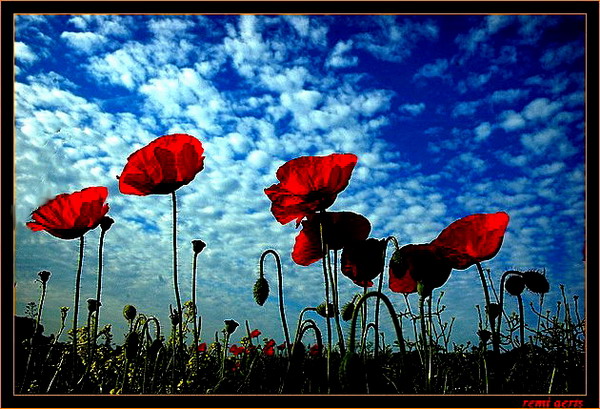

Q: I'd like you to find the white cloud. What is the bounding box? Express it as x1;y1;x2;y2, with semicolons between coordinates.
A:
413;58;448;80
326;40;358;68
60;31;108;54
15;42;38;64
399;102;426;116
499;110;526;131
540;41;584;70
452;101;479;117
522;97;563;121
474;122;492;142
490;88;529;104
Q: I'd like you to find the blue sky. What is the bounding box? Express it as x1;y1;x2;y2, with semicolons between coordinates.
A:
14;14;586;348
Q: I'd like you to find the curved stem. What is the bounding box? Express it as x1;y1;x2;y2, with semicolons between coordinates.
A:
92;228;107;361
318;211;332;392
293;307;317;347
71;235;85;389
347;291;405;356
171;192;184;384
259;249;291;355
374;236;399;358
476;262;498;355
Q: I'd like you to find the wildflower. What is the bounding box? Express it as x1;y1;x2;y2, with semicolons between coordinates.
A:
264;339;276;357
118;133;205;195
229;345;246;356
340;238;386;287
37;270;51;284
250;329;261;338
100;216;115;232
192;239;206;255
292;212;371;266
264;153;358;226
224;319;239;335
26;186;110;240
389;244;452;296
309;343;321;356
197;342;207;353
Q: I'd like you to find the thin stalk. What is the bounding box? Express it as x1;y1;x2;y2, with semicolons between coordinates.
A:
517;294;525;347
476;262;498;355
427;296;434;392
71;235;85;389
171;192;184;357
360;285;368;352
330;249;345;354
374;236;399;358
92;228;107;359
419;295;428;390
259;250;291;355
318;211;332;392
292;307;317;347
192;251;200;375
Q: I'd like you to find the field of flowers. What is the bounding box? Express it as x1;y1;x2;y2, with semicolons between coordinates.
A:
15;133;585;396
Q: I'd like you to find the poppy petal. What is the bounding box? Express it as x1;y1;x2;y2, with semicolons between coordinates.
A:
341;238;386;287
389;244;452;294
431;212;510;269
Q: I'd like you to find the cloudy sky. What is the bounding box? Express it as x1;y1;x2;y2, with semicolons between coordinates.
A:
14;14;586;348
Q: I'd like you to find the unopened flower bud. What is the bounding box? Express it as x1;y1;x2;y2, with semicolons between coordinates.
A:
505;275;525;296
123;304;137;321
316;302;337;318
523;270;550;294
192;239;206;255
340;301;355;321
87;298;101;313
253;276;269;306
38;270;51;283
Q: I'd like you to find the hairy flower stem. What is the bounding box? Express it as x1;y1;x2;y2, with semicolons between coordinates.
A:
348;292;405;357
517;294;525;347
292;307;317;346
89;227;108;366
259;250;291;355
192;251;200;375
374;236;399;358
331;250;345;354
71;235;85;389
20;278;49;393
476;262;499;355
318;212;333;393
418;295;428;386
427;296;434;392
171;192;184;382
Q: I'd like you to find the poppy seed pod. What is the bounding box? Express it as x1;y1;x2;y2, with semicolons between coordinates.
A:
253;276;269;306
37;270;51;283
192;239;206;255
340;301;356;321
486;303;501;321
100;216;115;232
316;302;337;318
523;270;550;294
224;319;239;335
87;298;101;313
505;275;526;296
123;304;137;321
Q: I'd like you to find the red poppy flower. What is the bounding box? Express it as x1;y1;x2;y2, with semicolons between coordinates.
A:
264;153;358;226
118;133;205;195
292;212;371;266
388;244;452;296
250;329;261;338
431;212;510;270
309;343;321;356
197;342;207;353
229;345;246;356
277;342;288;351
341;238;387;287
26;186;110;240
263;339;276;357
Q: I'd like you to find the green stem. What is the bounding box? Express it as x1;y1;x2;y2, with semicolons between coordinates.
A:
20;279;48;393
171;192;184;387
192;251;199;375
330;249;345;355
476;262;498;355
374;236;399;358
71;235;85;389
259;249;291;355
92;228;107;356
517;294;525;347
318;211;332;392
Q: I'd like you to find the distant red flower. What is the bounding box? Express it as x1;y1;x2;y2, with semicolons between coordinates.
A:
341;238;387;287
229;345;246;356
197;342;207;353
431;212;510;270
263;339;276;357
26;186;110;240
118;133;205;196
309;343;321;356
250;329;261;338
389;244;452;295
277;342;288;351
292;212;371;266
264;153;358;226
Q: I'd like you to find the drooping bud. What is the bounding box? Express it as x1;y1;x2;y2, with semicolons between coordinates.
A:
123;304;137;321
87;298;101;313
505;274;525;296
100;216;115;232
192;239;206;255
38;270;51;283
340;301;355;321
253;276;269;306
316;302;337;318
224;319;239;335
523;270;550;294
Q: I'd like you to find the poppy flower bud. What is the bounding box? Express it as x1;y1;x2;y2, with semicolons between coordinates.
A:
505;275;525;296
37;270;51;283
100;216;115;232
340;301;355;321
192;239;206;255
486;303;501;321
123;305;137;321
477;329;491;344
87;298;101;313
224;319;239;335
253;277;269;306
125;331;139;360
316;302;337;318
523;270;550;294
170;309;181;326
